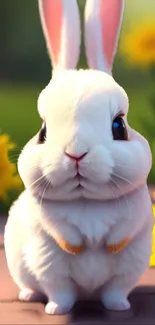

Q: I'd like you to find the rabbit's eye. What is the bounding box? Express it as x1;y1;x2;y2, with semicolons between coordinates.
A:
112;116;128;141
38;122;46;144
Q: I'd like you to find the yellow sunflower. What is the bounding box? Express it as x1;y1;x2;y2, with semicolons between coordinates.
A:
150;225;155;267
150;203;155;267
0;134;22;201
120;21;155;68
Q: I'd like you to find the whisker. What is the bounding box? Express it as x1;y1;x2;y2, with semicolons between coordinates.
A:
111;178;130;220
28;177;46;193
39;179;50;212
109;181;121;216
27;174;46;191
112;172;140;193
115;163;137;172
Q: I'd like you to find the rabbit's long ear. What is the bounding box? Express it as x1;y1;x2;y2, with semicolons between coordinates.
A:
38;0;81;71
84;0;124;74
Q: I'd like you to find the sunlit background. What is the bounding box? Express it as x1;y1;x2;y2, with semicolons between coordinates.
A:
0;0;155;265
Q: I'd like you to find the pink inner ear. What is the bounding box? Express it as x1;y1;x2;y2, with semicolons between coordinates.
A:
100;0;122;67
42;0;62;65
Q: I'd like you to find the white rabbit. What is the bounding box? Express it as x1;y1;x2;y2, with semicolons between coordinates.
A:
4;0;154;315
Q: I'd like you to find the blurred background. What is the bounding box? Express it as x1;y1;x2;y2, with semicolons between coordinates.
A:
0;0;155;264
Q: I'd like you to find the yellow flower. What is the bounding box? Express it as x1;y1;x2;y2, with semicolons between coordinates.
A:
150;204;155;267
150;225;155;267
0;134;22;201
120;21;155;68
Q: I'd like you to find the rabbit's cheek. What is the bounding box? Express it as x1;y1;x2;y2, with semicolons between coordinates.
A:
18;146;43;188
111;139;151;189
78;146;114;184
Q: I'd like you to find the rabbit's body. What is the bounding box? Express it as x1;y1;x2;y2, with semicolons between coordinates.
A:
5;0;154;315
5;184;152;301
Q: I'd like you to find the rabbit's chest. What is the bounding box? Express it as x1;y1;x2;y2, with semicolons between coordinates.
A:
66;203;118;246
78;216;109;246
45;200;120;245
70;250;114;292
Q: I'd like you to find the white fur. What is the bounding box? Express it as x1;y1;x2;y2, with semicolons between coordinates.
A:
4;0;154;315
20;70;151;202
5;185;153;300
4;69;153;314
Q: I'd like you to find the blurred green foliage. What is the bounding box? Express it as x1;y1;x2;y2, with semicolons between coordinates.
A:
0;0;155;211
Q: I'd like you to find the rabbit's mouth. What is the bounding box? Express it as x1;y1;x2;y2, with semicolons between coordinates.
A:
36;163;114;200
75;172;83;185
31;168;137;201
74;172;94;189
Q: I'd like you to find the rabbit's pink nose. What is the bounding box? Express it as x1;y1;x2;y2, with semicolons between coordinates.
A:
65;152;87;161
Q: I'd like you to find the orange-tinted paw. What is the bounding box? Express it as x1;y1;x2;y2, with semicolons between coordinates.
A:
105;237;131;254
56;237;85;255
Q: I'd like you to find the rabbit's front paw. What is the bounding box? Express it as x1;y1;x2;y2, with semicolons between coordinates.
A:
53;224;86;255
57;237;85;255
105;237;131;254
